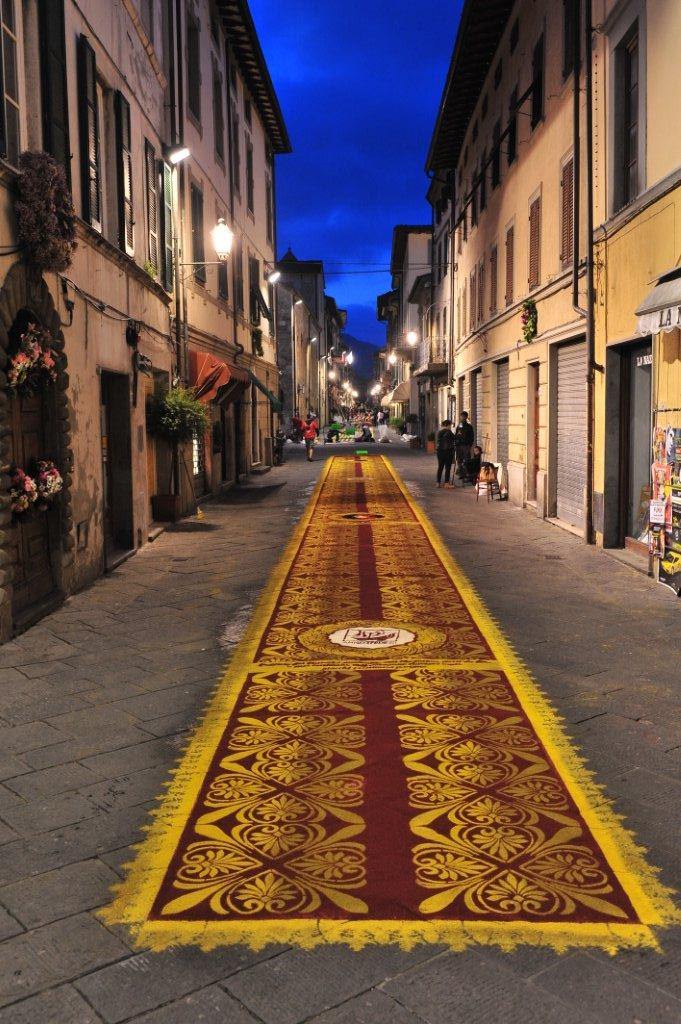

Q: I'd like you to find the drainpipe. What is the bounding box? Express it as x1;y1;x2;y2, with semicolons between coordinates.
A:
572;0;596;544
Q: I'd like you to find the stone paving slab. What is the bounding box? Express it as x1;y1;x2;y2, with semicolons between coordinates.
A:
0;447;677;1022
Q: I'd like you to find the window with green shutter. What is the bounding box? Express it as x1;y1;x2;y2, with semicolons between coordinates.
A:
145;139;159;275
38;0;70;181
161;161;174;291
114;92;133;253
78;35;101;229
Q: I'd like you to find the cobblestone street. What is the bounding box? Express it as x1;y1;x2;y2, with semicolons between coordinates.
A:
0;445;679;1023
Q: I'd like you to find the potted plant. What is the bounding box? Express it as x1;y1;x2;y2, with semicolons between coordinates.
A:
15;151;77;271
147;386;208;521
521;299;538;344
426;431;436;454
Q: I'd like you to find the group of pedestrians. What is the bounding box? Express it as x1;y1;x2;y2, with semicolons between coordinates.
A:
435;412;481;487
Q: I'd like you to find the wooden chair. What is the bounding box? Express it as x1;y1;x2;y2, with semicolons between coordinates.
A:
475;463;502;501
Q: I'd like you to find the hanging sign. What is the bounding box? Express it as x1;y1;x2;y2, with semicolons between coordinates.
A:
649;498;667;526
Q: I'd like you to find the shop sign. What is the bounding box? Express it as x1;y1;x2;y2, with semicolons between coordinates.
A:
637;305;681;336
649;498;667;525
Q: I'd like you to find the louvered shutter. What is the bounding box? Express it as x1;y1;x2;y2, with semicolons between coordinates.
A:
39;0;70;181
505;226;514;306
556;342;587;528
115;93;134;254
477;260;485;324
161;162;173;291
191;184;206;284
145;140;159;274
77;35;100;228
529;197;541;289
496;359;510;468
490;245;498;314
462;282;467;335
469;268;477;332
561;158;574;268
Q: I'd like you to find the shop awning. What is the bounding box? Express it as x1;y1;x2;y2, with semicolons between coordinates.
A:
635;268;681;336
380;389;395;407
189;350;249;405
392;380;411;402
246;367;282;413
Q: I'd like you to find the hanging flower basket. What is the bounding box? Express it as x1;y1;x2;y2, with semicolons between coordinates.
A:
33;460;63;510
15;152;77;272
7;323;59;397
9;466;37;518
521;299;538;344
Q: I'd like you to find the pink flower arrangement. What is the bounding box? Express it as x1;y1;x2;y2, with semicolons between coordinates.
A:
9;467;38;516
7;324;59;396
33;460;63;510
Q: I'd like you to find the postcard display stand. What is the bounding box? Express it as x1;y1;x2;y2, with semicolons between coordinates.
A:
650;426;681;595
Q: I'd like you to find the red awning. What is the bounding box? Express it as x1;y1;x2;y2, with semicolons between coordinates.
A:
189;350;249;404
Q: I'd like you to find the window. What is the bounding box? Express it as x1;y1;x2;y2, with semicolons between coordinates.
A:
38;0;70;180
531;35;545;129
442;307;447;359
463;202;468;241
145;139;159;275
505;225;514;306
494;60;503;90
249;255;260;325
563;0;578;78
244;96;252;127
617;26;639;209
528;194;541;290
457;224;462;255
231;110;241;195
490;244;498;314
212;61;224;162
443;232;449;273
561;157;574;268
492;121;501;188
480;151;487;212
216;209;228;299
190;182;205;284
0;0;19;166
471;172;478;227
246;136;254;213
187;9;201;123
115;92;133;252
234;235;244;311
469;267;477;332
507;86;518;165
78;35;101;228
510;17;519;53
462;280;467;336
265;175;273;243
477;258;485;325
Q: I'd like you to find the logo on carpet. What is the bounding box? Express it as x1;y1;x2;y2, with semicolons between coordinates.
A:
328;625;415;649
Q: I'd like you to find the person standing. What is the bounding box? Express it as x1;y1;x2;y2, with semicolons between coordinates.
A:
454;411;475;479
435;419;456;488
303;413;318;462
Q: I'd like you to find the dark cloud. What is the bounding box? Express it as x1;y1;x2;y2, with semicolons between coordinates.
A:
250;0;462;347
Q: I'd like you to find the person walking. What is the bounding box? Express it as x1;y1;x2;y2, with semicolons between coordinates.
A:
435;419;456;488
303;413;318;462
454;411;475;480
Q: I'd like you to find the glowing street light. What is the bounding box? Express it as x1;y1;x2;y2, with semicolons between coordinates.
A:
342;381;351;391
351;389;359;398
328;369;337;381
211;218;234;261
166;145;190;165
267;269;281;285
388;352;397;366
346;351;354;365
407;330;418;346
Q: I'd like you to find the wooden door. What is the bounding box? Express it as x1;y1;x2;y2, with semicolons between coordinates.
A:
9;392;57;620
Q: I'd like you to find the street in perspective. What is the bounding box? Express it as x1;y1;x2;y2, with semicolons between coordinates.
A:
0;1;679;1022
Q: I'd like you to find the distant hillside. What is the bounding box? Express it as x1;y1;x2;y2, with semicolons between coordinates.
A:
341;333;381;381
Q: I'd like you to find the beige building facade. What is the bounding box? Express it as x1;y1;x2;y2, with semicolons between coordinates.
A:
0;0;288;638
429;0;591;526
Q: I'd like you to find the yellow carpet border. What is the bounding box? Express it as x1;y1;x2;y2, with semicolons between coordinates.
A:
102;455;679;954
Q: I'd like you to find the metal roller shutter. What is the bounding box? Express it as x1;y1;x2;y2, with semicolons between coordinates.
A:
496;359;509;467
556;341;587;528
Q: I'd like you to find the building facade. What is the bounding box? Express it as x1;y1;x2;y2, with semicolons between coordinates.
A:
0;0;288;638
428;0;590;527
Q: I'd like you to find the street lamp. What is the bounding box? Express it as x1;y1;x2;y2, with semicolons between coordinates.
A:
351;389;358;398
328;369;337;380
267;269;281;284
388;352;397;366
210;218;234;261
342;381;351;392
346;351;354;365
165;144;190;165
407;330;418;346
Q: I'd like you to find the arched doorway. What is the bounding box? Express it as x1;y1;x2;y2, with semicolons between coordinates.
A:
7;309;60;627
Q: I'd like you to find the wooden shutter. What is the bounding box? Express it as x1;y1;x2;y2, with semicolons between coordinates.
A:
531;36;545;128
505;225;514;306
529;196;541;289
234;238;244;311
77;35;100;228
145;140;159;274
115;93;134;254
561;158;574;267
462;281;467;335
161;161;173;291
477;259;485;324
469;268;477;332
38;0;70;181
191;184;205;284
490;245;498;314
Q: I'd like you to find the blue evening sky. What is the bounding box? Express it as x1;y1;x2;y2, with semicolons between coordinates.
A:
249;0;463;345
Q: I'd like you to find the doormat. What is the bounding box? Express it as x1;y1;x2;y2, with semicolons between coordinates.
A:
104;456;678;952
